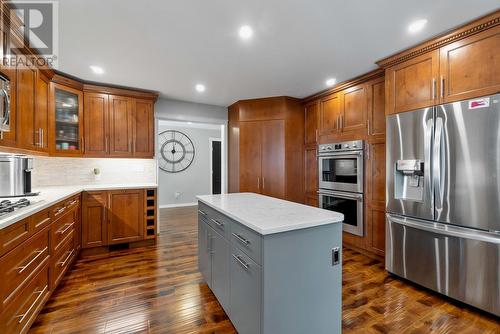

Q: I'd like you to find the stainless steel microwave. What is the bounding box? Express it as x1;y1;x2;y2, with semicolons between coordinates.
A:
0;73;11;133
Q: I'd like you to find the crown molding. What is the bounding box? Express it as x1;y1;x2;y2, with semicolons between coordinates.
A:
376;9;500;68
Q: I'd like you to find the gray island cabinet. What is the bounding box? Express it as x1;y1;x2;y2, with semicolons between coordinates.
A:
197;193;344;334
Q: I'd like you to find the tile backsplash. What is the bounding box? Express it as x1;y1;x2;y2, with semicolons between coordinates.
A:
32;157;157;187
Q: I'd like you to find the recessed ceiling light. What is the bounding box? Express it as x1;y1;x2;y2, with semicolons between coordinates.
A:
408;19;428;33
195;84;206;93
326;78;337;87
90;65;104;74
239;25;253;40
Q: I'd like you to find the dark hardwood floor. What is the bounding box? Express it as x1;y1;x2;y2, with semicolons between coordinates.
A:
30;206;500;334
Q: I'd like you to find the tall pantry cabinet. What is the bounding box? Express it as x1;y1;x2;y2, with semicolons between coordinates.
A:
228;97;304;204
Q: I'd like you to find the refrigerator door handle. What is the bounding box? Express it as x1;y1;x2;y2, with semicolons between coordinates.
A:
387;214;500;245
424;117;434;206
433;116;444;210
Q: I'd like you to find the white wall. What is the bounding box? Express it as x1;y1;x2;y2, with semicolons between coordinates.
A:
155;98;228;207
157;122;221;207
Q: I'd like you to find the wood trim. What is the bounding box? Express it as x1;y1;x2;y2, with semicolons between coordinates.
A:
228;95;300;109
303;68;384;103
52;70;159;100
376;9;500;68
83;84;159;101
51;74;84;90
0;145;49;156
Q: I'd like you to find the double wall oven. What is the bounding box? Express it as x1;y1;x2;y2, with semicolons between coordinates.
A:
318;140;364;236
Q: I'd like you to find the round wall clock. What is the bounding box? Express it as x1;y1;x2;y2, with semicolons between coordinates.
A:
158;130;195;173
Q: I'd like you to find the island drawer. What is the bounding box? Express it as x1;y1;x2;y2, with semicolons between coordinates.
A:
198;202;232;238
229;245;262;334
230;220;262;265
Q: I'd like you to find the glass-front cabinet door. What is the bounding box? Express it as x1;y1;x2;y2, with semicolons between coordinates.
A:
50;83;84;155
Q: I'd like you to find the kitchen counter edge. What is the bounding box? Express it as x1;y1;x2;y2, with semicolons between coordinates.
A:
0;184;158;230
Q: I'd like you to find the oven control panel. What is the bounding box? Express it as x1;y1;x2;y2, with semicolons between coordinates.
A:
319;140;364;153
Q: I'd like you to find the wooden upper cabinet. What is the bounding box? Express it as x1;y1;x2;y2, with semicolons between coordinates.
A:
239;121;261;194
386;50;439;114
367;77;386;138
304;101;319;145
133;99;154;158
16;62;37;150
35;72;49;151
84;92;109;156
260;120;285;199
341;85;366;133
82;191;108;249
320;93;341;134
49;83;84;156
439;26;500;103
108;95;133;157
108;190;144;244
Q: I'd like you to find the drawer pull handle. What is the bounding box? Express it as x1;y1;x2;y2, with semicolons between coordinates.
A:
68;200;78;206
17;247;48;274
55;207;66;216
59;249;74;267
232;254;250;270
57;222;74;235
15;285;48;324
232;233;250;245
198;210;207;216
210;218;224;228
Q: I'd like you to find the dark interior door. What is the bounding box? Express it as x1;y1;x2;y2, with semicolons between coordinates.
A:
212;140;222;194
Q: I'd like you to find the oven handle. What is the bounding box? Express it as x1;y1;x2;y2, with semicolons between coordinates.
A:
318;190;363;201
317;151;363;158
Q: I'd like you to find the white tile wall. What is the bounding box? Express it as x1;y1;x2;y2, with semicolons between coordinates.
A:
31;157;157;187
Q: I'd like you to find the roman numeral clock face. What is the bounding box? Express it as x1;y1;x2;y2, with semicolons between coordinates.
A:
158;130;195;173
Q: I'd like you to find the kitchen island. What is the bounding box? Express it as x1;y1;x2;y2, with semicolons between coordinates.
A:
197;193;344;334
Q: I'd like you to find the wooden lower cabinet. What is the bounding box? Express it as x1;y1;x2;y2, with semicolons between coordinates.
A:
305;195;318;208
0;263;50;334
82;189;152;248
82;191;108;248
108;189;144;244
0;187;154;333
364;140;386;257
50;231;76;289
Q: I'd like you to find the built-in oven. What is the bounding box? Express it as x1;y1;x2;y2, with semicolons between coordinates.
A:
318;140;363;193
319;190;364;236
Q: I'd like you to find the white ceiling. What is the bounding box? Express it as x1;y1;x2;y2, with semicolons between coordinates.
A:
57;0;499;106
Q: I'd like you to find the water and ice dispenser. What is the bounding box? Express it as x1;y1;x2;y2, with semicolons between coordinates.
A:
394;159;425;202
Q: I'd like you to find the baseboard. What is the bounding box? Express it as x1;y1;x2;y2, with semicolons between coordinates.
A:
159;202;198;209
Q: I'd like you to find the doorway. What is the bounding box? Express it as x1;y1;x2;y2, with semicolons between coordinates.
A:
210;138;222;194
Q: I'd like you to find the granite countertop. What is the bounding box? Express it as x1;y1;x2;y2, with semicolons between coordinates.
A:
196;193;343;235
0;183;158;230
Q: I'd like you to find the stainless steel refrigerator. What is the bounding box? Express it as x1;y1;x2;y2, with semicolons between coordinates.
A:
386;93;500;316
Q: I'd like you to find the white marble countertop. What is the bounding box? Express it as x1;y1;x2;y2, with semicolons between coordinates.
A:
197;193;343;235
0;183;158;230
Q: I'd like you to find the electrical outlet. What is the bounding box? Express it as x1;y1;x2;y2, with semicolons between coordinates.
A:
332;247;340;266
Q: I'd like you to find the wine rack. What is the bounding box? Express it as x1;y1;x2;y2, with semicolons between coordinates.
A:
144;188;157;239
